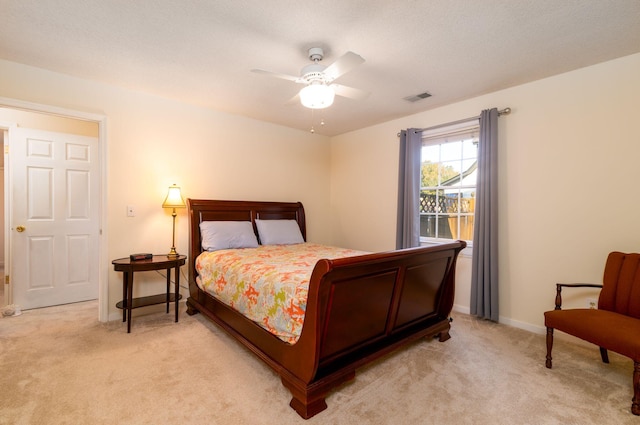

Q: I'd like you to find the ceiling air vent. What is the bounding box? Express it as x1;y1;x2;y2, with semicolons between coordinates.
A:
403;91;432;102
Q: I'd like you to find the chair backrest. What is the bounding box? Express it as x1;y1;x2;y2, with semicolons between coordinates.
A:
599;251;640;319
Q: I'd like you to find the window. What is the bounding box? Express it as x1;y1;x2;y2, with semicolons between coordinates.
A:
420;122;478;244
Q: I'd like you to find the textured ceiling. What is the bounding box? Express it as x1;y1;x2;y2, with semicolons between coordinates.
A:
2;0;640;136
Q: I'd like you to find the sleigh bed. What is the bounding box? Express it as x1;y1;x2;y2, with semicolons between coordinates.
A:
186;199;466;419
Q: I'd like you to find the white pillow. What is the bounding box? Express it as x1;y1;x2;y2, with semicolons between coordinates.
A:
200;221;259;251
255;219;305;245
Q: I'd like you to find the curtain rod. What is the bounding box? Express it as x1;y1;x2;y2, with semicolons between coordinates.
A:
398;107;511;137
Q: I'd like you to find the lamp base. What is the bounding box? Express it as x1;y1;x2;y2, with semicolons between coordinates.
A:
167;247;179;257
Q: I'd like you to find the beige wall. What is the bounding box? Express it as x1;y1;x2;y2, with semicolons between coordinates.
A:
0;59;331;319
0;107;99;136
331;52;640;333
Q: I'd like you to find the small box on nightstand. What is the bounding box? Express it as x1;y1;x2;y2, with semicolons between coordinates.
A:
129;253;152;261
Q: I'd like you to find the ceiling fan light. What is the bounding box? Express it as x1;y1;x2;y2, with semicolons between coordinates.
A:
299;84;335;109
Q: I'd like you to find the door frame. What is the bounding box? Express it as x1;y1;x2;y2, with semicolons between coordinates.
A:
0;123;15;308
0;96;109;322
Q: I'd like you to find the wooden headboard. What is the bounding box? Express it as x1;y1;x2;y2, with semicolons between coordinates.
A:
186;199;306;285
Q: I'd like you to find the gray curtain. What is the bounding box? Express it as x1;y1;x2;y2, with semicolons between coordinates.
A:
396;128;422;249
470;108;499;321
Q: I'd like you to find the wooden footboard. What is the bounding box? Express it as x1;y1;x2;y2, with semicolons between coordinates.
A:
186;199;465;419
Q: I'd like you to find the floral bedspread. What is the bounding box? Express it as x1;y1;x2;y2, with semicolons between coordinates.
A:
195;243;366;344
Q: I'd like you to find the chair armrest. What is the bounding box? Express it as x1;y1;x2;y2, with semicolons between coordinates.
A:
554;283;603;310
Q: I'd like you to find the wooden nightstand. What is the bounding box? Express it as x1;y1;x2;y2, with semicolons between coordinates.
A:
112;255;187;333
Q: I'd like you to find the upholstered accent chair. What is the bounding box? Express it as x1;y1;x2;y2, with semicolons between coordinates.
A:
544;251;640;416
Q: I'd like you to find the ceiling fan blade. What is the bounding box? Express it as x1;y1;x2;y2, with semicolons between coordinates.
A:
331;84;370;100
323;51;365;81
251;68;302;83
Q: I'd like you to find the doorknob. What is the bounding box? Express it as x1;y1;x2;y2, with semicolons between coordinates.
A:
16;225;25;232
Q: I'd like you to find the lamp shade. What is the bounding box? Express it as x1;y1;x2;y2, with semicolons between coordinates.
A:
162;184;186;208
299;84;335;109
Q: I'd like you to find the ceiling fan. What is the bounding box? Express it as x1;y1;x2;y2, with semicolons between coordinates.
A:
251;47;369;109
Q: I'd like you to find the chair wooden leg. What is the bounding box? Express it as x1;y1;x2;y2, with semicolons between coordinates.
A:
633;361;639;416
599;347;609;364
545;327;554;368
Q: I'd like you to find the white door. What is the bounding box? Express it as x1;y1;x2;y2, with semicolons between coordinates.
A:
11;127;99;309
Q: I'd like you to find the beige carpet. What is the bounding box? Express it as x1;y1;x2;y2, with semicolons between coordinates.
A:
0;301;637;425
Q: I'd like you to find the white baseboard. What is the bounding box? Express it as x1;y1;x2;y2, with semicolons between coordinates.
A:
452;304;470;315
498;315;546;335
452;304;546;335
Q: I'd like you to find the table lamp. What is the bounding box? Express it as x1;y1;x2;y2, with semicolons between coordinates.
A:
162;184;186;257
